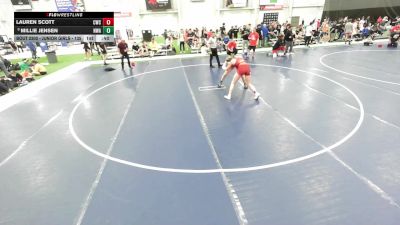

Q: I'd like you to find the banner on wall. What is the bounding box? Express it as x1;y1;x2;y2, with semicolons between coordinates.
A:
55;0;85;12
260;5;283;10
145;0;172;10
114;12;132;18
259;0;284;4
259;0;284;10
225;0;247;8
11;0;32;10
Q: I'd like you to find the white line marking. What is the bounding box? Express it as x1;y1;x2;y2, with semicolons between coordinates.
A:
310;68;328;73
72;93;85;103
276;72;400;130
328;151;400;209
237;70;399;207
301;83;359;110
74;72;146;225
198;85;226;91
74;96;136;225
69;64;364;173
0;110;63;167
199;85;225;89
372;116;400;130
302;84;400;130
341;77;400;97
182;66;248;225
320;50;400;86
248;87;400;209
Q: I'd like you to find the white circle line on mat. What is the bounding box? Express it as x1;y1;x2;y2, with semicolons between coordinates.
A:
319;49;400;86
69;63;365;173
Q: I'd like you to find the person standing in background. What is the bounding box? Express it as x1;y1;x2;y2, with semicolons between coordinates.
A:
226;39;237;56
25;41;37;59
8;38;17;53
99;42;108;65
321;19;330;42
284;24;295;55
0;55;11;77
256;23;263;48
178;29;185;53
248;27;259;59
344;19;353;44
317;19;321;30
208;32;222;68
117;39;132;69
228;26;234;39
163;29;168;40
207;29;213;39
16;42;24;53
220;23;226;36
232;26;239;39
241;25;250;56
304;22;314;47
261;24;270;47
83;42;91;60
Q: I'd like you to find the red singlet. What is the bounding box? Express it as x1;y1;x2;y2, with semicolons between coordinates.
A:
233;58;250;76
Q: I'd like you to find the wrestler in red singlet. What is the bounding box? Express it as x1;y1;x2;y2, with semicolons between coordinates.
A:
218;56;260;100
233;57;250;76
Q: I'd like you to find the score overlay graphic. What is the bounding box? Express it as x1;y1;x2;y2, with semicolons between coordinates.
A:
14;12;114;42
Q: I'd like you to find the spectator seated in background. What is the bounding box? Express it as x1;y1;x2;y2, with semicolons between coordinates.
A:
271;34;286;58
8;38;17;53
21;69;34;82
4;70;21;89
19;59;30;71
0;68;19;93
191;38;201;51
388;23;400;47
148;37;159;57
200;43;208;55
9;70;24;84
222;35;230;51
1;57;12;72
216;38;224;53
0;79;9;95
163;36;172;50
138;42;149;57
295;27;305;45
361;25;370;39
132;42;140;55
31;60;47;76
0;76;14;93
162;36;177;54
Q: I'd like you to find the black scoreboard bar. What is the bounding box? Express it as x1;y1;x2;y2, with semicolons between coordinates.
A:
14;12;114;42
15;26;106;34
14;12;114;18
15;19;109;26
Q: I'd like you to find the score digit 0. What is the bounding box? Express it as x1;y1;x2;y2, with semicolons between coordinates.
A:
103;26;114;35
102;18;114;26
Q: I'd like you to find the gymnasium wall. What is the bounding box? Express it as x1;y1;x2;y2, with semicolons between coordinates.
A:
0;0;327;41
323;0;400;20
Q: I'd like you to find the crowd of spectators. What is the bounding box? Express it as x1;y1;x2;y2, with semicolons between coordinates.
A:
0;56;47;95
124;15;399;59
